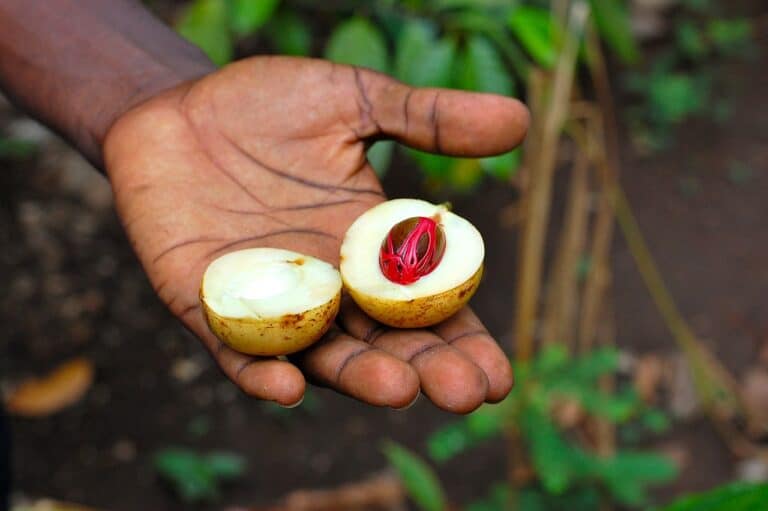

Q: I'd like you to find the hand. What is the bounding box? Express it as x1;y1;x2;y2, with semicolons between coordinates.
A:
103;57;528;413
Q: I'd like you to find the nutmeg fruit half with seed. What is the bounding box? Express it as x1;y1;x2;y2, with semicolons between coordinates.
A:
340;199;484;328
200;248;341;356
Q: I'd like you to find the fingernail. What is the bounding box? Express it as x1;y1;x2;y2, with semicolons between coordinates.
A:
278;395;304;409
392;390;421;411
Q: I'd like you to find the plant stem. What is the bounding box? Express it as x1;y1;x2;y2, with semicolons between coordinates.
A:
514;1;590;361
542;149;591;348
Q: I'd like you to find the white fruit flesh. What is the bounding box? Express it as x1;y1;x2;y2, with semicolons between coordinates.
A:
340;199;484;301
200;248;341;355
203;248;340;318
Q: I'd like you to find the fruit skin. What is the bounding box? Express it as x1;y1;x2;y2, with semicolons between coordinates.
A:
344;266;483;328
200;288;340;356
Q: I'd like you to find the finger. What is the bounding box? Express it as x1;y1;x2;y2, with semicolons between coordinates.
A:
187;309;306;406
295;328;421;409
359;69;529;156
433;308;514;403
339;298;489;414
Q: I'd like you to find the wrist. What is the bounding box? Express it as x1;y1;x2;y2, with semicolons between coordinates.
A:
0;0;217;170
87;54;215;170
102;76;198;186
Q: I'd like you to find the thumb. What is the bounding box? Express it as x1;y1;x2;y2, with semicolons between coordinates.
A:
358;68;529;157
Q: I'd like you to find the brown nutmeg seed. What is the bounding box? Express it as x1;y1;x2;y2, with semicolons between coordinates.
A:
379;216;446;285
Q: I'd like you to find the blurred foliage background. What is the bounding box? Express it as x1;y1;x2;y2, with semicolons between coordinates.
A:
4;0;766;510
170;0;754;189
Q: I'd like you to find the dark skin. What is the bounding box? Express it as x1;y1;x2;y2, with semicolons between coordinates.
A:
1;2;529;412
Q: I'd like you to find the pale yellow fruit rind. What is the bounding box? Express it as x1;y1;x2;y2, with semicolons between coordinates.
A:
345;266;483;328
200;289;340;356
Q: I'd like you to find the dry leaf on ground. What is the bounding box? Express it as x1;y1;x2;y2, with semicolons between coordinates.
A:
12;499;102;511
5;357;94;417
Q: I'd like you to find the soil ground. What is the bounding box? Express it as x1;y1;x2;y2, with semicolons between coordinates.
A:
2;13;767;511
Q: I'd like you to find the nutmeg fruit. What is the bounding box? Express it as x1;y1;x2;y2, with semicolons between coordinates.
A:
340;199;484;328
200;248;341;356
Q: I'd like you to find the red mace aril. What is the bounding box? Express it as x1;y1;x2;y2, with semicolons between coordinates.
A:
379;216;446;285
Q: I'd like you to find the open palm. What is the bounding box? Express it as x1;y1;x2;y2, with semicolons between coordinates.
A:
103;57;528;413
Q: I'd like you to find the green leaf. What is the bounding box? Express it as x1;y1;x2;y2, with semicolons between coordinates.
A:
406;150;485;191
508;6;557;69
427;404;506;462
520;407;581;493
455;35;514;96
394;19;433;81
324;18;389;73
230;0;279;36
466;405;506;437
405;152;483;191
641;409;671;433
466;483;511;511
436;0;515;10
153;448;246;502
657;482;768;511
517;486;602;511
522;402;675;504
536;346;617;391
534;344;571;375
589;0;640;64
406;148;454;179
486;28;533;82
480;149;521;180
446;158;484;191
427;421;474;462
154;448;219;502
708;19;753;55
382;441;447;511
395;20;456;87
267;12;312;56
676;21;708;60
599;451;678;505
176;0;233;66
541;348;628;418
367;141;395;177
414;39;455;88
205;452;247;479
0;138;37;159
576;388;640;422
648;73;709;124
569;346;619;382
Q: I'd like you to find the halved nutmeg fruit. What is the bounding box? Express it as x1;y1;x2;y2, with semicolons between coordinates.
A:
200;248;341;356
340;199;484;328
